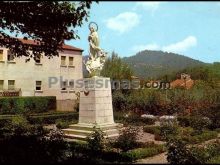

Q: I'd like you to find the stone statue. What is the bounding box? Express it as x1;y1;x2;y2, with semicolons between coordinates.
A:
84;22;107;76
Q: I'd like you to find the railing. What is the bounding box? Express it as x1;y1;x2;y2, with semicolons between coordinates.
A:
0;88;21;97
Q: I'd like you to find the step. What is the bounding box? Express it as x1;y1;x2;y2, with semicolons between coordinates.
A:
69;123;121;131
64;134;87;141
63;129;92;136
64;133;120;141
63;128;119;137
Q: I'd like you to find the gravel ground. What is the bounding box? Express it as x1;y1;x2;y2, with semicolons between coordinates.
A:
135;152;168;164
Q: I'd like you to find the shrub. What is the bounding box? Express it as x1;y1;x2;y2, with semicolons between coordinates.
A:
125;145;165;161
166;138;203;164
214;128;220;133
56;119;71;129
114;111;156;126
208;156;220;164
0;112;79;125
87;127;107;153
0;96;56;114
143;126;160;135
113;126;141;152
112;91;128;111
182;130;218;144
27;112;78;124
160;124;179;140
177;116;191;127
189;116;212;134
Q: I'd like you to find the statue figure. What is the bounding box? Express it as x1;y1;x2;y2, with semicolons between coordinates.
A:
84;22;107;76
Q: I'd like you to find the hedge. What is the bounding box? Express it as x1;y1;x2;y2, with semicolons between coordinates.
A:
143;126;161;135
182;130;218;144
0;96;56;114
121;144;165;162
114;112;156;126
0;112;79;125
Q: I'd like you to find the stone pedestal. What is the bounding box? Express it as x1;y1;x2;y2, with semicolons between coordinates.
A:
63;77;122;141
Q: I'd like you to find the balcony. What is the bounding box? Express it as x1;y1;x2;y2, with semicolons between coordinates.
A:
0;88;21;97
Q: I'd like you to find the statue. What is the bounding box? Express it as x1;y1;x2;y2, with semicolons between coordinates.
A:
84;22;107;76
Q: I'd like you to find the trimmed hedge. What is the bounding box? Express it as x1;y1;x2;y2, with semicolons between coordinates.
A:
182;130;218;144
143;126;161;135
0;96;56;114
0;112;79;125
114;112;156;126
121;144;165;162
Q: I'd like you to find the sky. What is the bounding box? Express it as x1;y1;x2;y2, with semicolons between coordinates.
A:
65;1;220;63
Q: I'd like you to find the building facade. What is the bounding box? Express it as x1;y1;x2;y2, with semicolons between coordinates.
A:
0;39;83;111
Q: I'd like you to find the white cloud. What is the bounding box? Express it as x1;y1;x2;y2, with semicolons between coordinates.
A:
105;12;140;34
133;1;166;15
132;36;197;54
132;43;160;52
135;2;162;12
162;36;197;53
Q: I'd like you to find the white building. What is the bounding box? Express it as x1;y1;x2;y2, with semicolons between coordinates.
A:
0;39;83;111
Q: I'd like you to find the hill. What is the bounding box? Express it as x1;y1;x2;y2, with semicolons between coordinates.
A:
122;50;206;79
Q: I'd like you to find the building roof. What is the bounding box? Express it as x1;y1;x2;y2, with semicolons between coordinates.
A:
170;79;194;89
18;38;83;52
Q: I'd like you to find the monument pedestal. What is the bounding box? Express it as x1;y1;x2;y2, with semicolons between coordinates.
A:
63;77;122;141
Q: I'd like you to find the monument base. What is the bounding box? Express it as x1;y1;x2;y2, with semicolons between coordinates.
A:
63;123;123;141
62;77;122;142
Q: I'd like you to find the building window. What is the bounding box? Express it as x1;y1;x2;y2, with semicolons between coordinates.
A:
61;56;66;66
8;80;15;90
0;80;3;90
36;81;42;91
7;50;15;62
61;81;67;90
69;57;74;66
0;50;3;61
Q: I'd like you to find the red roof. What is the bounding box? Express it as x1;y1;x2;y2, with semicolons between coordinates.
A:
18;38;83;52
171;79;194;89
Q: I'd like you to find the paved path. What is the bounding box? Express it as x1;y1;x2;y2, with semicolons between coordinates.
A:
135;152;168;164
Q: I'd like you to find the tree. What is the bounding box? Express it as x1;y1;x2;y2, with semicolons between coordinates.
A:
0;1;95;61
101;51;134;80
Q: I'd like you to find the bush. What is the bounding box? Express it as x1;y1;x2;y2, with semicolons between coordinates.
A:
182;130;218;144
112;91;128;111
114;112;156;126
113;126;141;152
177;116;191;127
160;124;179;140
189;116;212;134
56;119;71;129
87;127;106;153
166;138;203;164
27;112;78;124
124;145;165;162
143;126;160;135
0;96;56;114
0;112;79;125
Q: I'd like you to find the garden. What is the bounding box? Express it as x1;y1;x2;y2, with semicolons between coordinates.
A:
0;80;220;164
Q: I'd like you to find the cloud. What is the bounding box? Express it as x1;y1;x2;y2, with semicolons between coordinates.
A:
132;43;160;52
162;36;197;53
133;1;165;15
132;36;197;54
105;12;140;34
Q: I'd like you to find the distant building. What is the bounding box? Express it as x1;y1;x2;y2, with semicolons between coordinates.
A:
170;73;194;89
0;39;83;111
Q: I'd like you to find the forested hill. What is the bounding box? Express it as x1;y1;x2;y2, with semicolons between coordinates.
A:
122;50;206;79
